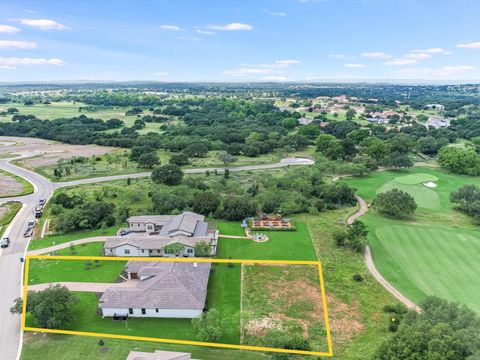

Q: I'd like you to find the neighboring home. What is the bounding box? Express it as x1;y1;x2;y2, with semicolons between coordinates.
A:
104;212;218;257
126;350;192;360
425;104;445;111
367;116;389;124
298;117;313;125
99;261;211;318
426;116;450;129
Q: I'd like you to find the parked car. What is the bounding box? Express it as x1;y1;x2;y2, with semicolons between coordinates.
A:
35;211;42;219
119;229;132;236
38;199;46;206
35;205;43;212
0;237;10;248
27;220;36;227
24;227;33;238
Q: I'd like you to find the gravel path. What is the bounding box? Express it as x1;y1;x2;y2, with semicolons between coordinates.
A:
349;194;421;312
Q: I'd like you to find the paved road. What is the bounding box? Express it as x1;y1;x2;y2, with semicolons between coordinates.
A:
347;194;421;312
54;157;314;188
0;152;314;360
0;159;56;360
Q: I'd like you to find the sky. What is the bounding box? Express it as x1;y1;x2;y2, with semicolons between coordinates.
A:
1;0;480;83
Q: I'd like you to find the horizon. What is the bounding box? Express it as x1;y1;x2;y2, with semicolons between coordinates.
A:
1;0;480;82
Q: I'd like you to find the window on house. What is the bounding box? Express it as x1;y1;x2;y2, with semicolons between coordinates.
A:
128;308;133;315
155;308;159;313
187;248;193;253
124;249;130;254
141;308;146;315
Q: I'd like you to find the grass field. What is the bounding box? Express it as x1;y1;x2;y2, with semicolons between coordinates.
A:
0;201;22;237
342;167;480;313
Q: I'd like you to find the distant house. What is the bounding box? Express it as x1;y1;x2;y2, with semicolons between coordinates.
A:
99;261;211;319
426;116;450;129
425;104;445;111
104;212;218;257
126;350;192;360
367;116;389;124
298;117;313;125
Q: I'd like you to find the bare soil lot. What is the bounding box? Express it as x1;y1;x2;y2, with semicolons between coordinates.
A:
0;136;117;168
0;172;24;197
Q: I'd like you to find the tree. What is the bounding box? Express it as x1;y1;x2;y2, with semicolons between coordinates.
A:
450;184;480;221
151;164;183;185
384;151;413;169
151;191;189;214
169;153;190;166
137;152;159;168
346;109;356;120
333;220;368;252
438;147;480;176
184;142;209;157
217;196;257;220
163;242;184;256
192;308;223;342
316;134;344;160
364;138;389;162
193;191;221;215
374;189;417;217
218;152;236;167
11;285;79;329
194;241;212;256
281;117;297;129
130;145;156;162
374;297;480;360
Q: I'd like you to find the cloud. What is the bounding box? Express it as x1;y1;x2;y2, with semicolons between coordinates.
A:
223;67;272;76
196;29;215;35
153;71;169;76
176;36;200;41
261;76;289;81
0;40;37;49
344;63;365;68
329;54;347;59
361;51;392;59
0;65;16;70
159;24;184;31
0;57;65;68
393;65;476;77
456;42;480;49
264;10;287;16
405;52;431;60
275;59;300;65
207;23;252;31
14;18;69;30
384;58;418;66
411;48;451;54
0;24;20;33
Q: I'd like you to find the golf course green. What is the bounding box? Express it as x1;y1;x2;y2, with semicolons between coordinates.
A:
343;167;480;313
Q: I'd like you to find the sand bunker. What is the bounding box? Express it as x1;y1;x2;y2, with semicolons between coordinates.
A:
423;181;437;188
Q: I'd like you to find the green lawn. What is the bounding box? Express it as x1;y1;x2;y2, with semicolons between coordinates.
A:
216;221;317;261
21;333;268;360
342;167;480;313
0;201;22;237
27;258;126;285
0;169;34;197
28;226;120;251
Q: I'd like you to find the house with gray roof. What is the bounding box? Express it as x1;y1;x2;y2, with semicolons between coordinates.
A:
126;350;192;360
426;116;450;129
104;212;218;257
99;261;211;318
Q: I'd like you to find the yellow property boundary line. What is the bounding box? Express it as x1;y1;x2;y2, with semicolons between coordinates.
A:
22;255;334;357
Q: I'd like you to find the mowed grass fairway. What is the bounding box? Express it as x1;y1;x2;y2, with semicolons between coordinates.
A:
343;167;480;313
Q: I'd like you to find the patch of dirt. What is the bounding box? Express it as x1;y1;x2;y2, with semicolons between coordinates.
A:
0;172;23;196
327;294;364;343
0;205;8;218
0;136;116;167
245;317;284;337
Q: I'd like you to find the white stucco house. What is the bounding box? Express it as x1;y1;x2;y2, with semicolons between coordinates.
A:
99;261;211;319
103;212;218;257
126;350;192;360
